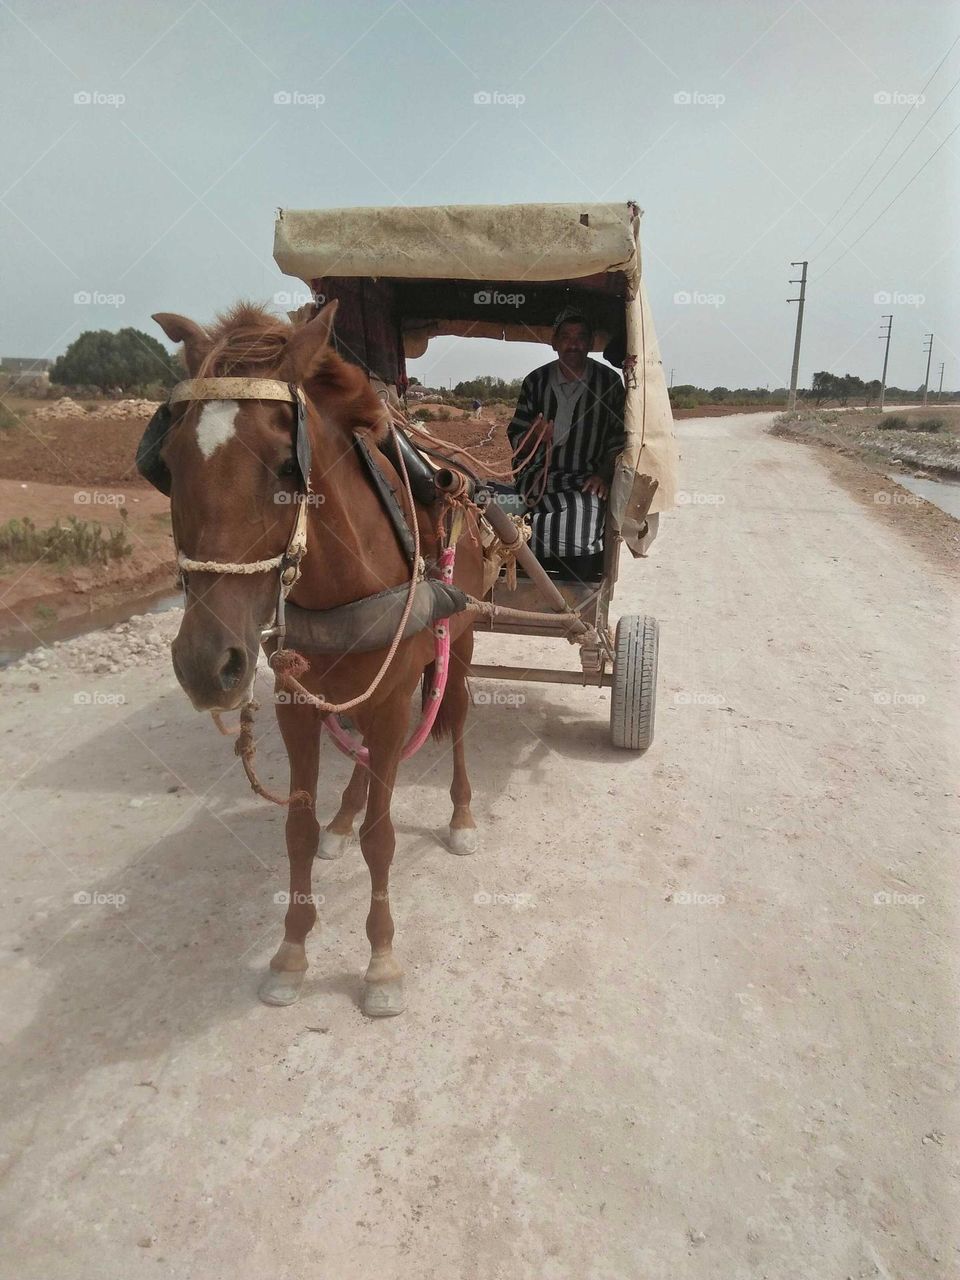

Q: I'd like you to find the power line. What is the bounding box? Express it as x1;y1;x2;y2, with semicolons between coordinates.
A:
814;116;960;282
813;68;960;263
804;36;960;254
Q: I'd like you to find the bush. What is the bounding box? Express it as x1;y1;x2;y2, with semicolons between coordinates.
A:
878;416;909;430
913;417;945;433
0;515;132;567
0;402;19;432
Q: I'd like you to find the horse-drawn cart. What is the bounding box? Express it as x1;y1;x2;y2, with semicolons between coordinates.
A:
273;200;679;750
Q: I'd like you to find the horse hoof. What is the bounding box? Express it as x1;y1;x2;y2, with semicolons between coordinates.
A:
259;968;306;1006
362;978;405;1018
319;829;350;860
449;826;479;856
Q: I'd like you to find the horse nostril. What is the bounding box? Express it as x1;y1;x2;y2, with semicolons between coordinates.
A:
217;647;246;691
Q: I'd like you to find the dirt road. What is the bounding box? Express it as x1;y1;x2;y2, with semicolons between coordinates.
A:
1;413;956;1279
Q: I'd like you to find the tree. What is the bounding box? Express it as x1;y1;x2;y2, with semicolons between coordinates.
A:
52;328;181;393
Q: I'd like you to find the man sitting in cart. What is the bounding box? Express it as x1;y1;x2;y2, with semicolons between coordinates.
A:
507;308;625;576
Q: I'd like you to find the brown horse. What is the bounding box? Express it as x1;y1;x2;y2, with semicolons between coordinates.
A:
151;301;484;1016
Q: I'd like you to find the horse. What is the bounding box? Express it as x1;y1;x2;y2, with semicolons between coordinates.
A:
146;300;484;1017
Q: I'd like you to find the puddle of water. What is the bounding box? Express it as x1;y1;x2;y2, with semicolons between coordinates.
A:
0;588;182;668
887;473;960;520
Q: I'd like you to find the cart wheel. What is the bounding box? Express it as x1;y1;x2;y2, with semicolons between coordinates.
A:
610;615;659;750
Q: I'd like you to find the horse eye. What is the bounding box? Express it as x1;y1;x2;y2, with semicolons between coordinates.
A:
277;458;297;479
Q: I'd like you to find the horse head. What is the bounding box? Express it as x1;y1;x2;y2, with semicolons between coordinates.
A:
140;300;340;711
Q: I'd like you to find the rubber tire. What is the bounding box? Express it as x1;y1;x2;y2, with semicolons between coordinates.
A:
610;615;659;750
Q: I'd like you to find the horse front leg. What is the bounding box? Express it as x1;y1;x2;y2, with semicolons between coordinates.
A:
358;695;409;1017
319;758;368;859
259;703;322;1006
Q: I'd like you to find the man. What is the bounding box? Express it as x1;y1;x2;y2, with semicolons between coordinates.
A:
507;308;626;574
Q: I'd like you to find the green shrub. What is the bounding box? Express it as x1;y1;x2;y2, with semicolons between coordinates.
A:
878;415;909;430
0;516;132;568
912;418;945;433
0;401;19;431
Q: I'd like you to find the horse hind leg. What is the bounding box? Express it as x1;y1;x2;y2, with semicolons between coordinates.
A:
320;758;368;859
442;630;479;856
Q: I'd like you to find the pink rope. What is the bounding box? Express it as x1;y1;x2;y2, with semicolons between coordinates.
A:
322;545;457;767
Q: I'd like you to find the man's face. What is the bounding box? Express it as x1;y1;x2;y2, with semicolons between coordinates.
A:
554;321;591;368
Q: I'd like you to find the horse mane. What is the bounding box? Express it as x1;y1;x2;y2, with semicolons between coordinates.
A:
198;301;388;442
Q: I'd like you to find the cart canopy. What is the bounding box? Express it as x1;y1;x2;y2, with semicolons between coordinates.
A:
272;200;678;533
274;202;640;292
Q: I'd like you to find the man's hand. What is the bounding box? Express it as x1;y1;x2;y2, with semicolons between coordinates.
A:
582;474;608;500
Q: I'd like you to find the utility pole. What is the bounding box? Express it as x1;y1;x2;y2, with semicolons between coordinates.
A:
922;333;934;407
669;367;675;388
878;315;893;412
786;261;808;411
936;361;945;402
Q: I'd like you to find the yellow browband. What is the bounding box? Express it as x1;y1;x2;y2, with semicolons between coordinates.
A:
168;378;297;404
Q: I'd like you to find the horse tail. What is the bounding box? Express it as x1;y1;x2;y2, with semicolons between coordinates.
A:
422;660;464;742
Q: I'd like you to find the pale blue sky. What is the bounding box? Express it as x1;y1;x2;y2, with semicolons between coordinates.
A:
1;0;957;390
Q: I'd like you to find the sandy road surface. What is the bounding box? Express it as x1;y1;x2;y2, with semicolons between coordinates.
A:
1;414;957;1279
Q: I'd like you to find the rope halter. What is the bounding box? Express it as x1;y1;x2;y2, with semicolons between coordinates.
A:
169;377;311;639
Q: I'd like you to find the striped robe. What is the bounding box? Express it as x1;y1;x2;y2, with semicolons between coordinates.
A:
507;359;626;558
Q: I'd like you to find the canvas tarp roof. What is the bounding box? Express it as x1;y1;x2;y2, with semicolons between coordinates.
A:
274;202;640;291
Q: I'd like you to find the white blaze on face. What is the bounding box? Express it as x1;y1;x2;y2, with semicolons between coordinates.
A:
195;400;239;459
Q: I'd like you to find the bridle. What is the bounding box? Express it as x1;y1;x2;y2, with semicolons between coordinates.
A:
166;377;312;644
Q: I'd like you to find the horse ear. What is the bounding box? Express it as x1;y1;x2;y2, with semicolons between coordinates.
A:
152;313;210;377
283;299;339;382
